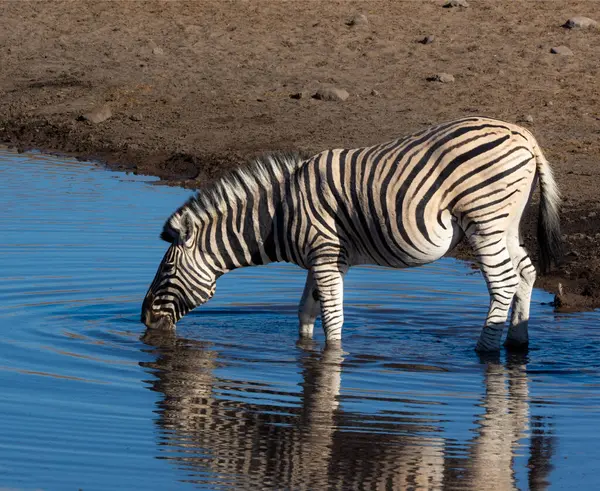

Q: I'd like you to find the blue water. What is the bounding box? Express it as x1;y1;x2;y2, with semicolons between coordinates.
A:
0;149;599;490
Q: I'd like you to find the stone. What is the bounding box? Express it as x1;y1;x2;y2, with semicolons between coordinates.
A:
130;113;143;121
289;92;304;100
370;89;381;96
152;46;164;56
521;114;534;123
443;0;469;8
427;73;455;83
78;105;112;124
312;87;350;101
551;46;573;56
346;14;368;26
563;16;598;29
420;35;435;44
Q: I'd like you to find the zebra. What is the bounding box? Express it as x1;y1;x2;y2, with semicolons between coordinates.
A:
141;117;562;352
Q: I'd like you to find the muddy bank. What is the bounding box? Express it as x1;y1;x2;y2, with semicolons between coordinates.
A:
1;0;599;309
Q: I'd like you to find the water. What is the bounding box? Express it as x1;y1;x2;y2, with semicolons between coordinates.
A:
0;149;599;490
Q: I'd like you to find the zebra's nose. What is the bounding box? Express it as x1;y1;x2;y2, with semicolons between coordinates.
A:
141;292;174;330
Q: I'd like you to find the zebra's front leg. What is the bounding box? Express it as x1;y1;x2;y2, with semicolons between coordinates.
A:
311;263;348;346
298;271;320;339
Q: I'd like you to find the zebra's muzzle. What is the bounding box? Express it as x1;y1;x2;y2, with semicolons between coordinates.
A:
141;293;175;330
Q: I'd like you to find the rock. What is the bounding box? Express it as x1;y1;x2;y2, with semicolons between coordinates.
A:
443;0;469;8
563;16;598;29
312;87;350;102
554;283;565;308
346;14;368;26
129;113;143;122
427;73;455;83
77;105;112;124
520;114;534;123
551;46;573;56
289;92;304;100
589;211;597;218
370;89;381;96
152;46;164;56
420;35;436;44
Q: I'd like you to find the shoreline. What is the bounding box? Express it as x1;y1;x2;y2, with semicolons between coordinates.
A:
1;122;598;313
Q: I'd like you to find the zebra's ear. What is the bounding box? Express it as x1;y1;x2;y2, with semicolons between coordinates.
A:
179;210;196;246
162;209;196;246
160;220;177;243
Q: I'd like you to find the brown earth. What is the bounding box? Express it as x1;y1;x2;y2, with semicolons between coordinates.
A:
1;1;599;310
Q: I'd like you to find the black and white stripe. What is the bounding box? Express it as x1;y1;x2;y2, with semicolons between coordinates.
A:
141;117;562;352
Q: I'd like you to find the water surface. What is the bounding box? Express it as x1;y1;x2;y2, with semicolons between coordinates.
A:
0;149;599;490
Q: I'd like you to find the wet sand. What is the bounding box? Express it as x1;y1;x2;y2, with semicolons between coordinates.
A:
1;0;599;309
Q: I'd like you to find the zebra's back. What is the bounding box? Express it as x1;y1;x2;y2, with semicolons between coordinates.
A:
296;117;539;268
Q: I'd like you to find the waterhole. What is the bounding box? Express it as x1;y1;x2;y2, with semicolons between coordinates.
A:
1;149;599;490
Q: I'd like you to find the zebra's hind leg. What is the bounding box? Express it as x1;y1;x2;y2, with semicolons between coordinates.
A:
311;263;348;346
470;234;520;352
298;271;320;339
504;233;536;350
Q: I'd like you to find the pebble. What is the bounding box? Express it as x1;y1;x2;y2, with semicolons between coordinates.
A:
130;113;143;122
312;87;350;102
563;16;598;29
420;35;436;44
551;46;573;56
346;13;368;26
370;89;381;96
152;47;164;56
427;73;454;83
289;92;304;100
589;211;597;218
522;114;534;123
78;105;112;124
443;0;469;8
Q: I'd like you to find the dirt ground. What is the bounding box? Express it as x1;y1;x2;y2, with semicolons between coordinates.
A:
1;1;599;310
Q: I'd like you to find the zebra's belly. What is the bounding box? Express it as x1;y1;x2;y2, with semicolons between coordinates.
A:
349;215;464;269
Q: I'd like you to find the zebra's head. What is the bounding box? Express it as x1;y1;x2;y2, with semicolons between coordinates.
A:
141;209;218;331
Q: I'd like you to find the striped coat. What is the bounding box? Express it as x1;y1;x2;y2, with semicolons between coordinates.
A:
142;117;562;352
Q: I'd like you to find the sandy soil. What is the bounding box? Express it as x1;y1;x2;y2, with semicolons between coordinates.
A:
1;1;599;309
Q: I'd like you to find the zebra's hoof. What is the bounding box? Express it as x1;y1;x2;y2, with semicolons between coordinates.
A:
299;324;314;338
474;342;501;353
504;338;529;352
324;338;343;351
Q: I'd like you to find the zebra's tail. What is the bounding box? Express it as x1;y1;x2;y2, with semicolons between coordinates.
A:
534;143;563;275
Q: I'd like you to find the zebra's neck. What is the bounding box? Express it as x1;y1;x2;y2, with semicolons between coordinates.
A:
205;175;295;271
167;152;307;272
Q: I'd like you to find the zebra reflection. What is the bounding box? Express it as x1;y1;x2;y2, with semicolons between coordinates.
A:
141;338;553;490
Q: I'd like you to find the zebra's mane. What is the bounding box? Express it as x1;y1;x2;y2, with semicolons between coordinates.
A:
161;151;310;243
